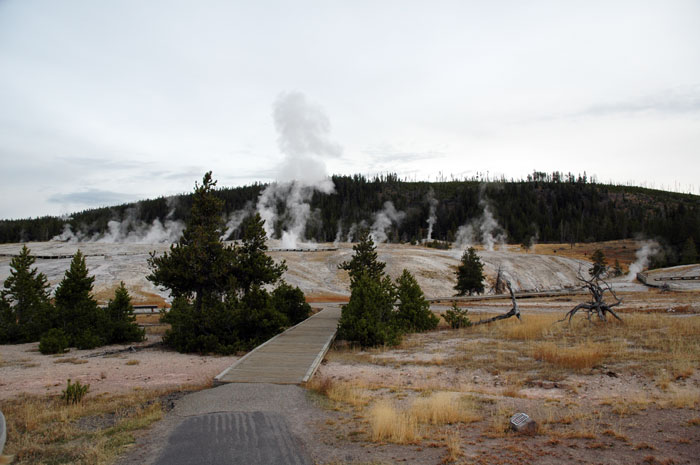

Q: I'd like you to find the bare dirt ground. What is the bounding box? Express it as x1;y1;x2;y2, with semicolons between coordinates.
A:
0;335;238;400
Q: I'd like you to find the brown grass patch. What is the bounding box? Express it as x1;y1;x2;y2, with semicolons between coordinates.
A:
532;341;606;371
369;401;420;444
0;390;168;465
410;392;481;425
53;357;88;365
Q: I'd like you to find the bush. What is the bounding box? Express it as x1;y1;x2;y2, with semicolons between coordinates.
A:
75;329;103;350
444;303;472;329
61;379;89;404
39;328;69;354
272;283;311;326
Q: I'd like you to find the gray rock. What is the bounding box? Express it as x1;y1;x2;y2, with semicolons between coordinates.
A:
510;412;538;435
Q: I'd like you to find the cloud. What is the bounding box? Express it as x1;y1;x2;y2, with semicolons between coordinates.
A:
48;189;139;207
577;87;700;117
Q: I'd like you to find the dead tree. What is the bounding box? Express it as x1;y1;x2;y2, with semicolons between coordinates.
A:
490;264;507;295
560;270;623;323
473;282;521;326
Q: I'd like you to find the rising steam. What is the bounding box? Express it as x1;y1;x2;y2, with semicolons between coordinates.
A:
255;92;340;248
453;187;507;251
626;240;660;281
370;201;406;243
425;189;438;242
52;200;185;244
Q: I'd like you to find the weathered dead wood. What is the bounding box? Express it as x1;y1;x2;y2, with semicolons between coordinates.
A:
473;282;521;326
560;270;623;323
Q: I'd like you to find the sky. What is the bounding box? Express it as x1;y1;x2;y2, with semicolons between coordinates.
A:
1;0;699;220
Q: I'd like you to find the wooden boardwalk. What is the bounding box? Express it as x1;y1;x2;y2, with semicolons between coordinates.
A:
214;306;342;385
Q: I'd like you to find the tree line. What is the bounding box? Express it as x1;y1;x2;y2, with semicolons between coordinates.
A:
1;172;697;267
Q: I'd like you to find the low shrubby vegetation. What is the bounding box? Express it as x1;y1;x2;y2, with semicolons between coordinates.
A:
0;247;144;353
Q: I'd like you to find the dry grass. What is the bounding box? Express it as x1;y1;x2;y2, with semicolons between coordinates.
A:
410;392;480;425
532;341;606;371
664;387;700;409
0;389;169;465
53;357;88;365
443;432;462;462
306;376;369;407
368;401;420;444
125;359;140;366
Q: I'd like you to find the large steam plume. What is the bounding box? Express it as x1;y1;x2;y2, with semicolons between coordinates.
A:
370;201;406;243
626;240;660;281
255;92;340;248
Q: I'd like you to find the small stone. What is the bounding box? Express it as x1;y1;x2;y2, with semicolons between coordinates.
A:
510;412;538;435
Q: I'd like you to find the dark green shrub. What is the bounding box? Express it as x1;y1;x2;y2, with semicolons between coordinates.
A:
75;329;102;350
444;303;472;329
272;283;311;326
39;328;69;354
61;378;89;404
106;282;144;344
395;270;438;332
337;272;401;347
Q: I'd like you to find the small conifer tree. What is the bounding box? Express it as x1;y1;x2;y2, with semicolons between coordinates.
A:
54;250;106;347
338;230;386;289
395;269;438;332
454;247;485;296
106;282;144;343
1;245;52;342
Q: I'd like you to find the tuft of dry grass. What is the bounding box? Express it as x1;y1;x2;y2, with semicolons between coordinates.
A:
369;401;420;444
306;376;369;407
53;357;88;365
410;392;481;425
125;359;140;366
532;341;606;371
443;432;462;462
665;387;699;409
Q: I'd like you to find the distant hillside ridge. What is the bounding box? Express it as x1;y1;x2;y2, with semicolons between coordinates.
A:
1;172;698;268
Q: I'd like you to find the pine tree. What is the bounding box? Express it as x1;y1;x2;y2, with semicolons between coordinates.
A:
54;250;106;348
106;282;144;343
1;245;52;342
232;213;286;295
454;247;485;296
150;172;302;354
589;249;608;278
338;230;386;288
395;269;438;332
148;172;235;311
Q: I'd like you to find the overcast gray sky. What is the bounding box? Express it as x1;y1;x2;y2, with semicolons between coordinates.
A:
1;0;699;219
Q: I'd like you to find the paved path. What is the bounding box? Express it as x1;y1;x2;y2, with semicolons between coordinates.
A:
215;306;342;385
119;304;344;465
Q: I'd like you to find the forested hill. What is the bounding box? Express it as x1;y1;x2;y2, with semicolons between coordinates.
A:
1;172;698;266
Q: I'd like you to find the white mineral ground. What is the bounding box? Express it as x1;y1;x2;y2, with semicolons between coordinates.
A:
0;240;650;305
